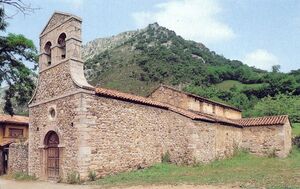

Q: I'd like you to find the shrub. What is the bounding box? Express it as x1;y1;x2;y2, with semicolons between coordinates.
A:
162;151;171;163
67;171;81;184
88;170;97;181
233;147;249;157
267;148;277;158
292;136;300;148
57;176;63;183
13;172;37;181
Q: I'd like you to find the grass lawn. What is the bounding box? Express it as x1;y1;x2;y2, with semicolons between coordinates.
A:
293;123;300;137
215;80;265;91
92;148;300;189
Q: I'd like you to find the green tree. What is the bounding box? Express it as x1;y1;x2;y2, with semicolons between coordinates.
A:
0;6;37;115
244;93;300;123
272;65;281;73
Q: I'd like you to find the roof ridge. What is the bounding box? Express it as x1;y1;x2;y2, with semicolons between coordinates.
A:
40;11;82;36
95;87;167;107
237;115;289;127
95;87;214;122
240;115;288;120
190;110;242;127
0;114;29;125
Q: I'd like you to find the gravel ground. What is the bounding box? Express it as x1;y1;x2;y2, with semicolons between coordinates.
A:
0;178;241;189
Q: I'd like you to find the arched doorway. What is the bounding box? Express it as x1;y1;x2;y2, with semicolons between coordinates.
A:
44;131;59;180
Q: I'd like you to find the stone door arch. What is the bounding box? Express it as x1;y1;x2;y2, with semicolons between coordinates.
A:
44;131;60;180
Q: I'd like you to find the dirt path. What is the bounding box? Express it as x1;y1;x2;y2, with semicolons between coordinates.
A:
0;178;241;189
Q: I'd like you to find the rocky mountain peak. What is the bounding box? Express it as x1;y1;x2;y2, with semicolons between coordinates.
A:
82;30;138;60
82;23;176;60
147;22;160;30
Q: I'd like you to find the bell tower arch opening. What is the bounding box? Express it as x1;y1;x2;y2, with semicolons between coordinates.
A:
57;33;66;59
44;41;52;66
29;12;93;104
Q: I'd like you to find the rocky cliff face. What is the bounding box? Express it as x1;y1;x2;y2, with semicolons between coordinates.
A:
82;23;208;60
81;23;233;96
82;30;138;60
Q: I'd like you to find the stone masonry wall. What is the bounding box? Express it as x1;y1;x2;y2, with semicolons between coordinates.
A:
215;125;242;158
80;94;198;177
189;123;243;162
31;62;77;103
241;123;291;157
8;142;28;174
283;121;292;156
150;86;242;119
29;93;82;180
189;122;216;163
74;93;244;178
29;89;291;180
150;86;189;110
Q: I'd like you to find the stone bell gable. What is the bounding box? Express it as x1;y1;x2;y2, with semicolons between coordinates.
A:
29;12;93;105
40;12;81;37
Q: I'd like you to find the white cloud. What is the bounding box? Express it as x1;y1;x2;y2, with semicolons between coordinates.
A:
243;49;280;71
132;0;235;44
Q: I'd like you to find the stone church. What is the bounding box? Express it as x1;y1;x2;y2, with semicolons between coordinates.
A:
27;12;292;181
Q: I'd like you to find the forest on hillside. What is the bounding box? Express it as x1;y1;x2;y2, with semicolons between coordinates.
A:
84;24;300;123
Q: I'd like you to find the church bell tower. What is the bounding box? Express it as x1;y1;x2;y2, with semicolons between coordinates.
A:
29;11;93;106
28;12;94;180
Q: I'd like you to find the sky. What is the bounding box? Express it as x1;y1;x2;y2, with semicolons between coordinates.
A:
2;0;300;72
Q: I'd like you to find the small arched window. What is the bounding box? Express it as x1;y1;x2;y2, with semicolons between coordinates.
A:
57;33;66;59
44;41;52;66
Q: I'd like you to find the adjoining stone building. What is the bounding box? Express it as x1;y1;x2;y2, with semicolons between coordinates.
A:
27;12;292;181
0;114;29;175
149;85;242;120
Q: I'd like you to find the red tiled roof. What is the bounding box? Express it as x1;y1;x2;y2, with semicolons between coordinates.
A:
0;140;14;147
236;115;289;127
95;88;169;109
95;88;289;127
168;106;215;122
190;110;242;127
0;114;29;125
95;87;214;122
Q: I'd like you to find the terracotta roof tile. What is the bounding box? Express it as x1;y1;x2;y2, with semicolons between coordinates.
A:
0;114;29;125
95;88;289;127
95;87;214;121
190;111;242;126
168;106;215;122
95;88;168;109
236;115;288;127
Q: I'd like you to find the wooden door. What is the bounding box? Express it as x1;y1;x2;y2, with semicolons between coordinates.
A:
47;147;59;180
45;131;59;180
